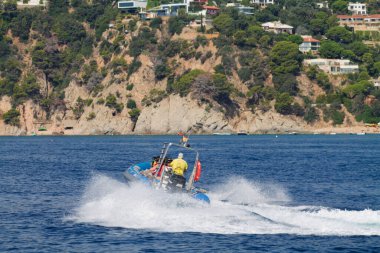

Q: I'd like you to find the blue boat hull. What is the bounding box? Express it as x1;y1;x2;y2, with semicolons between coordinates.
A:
123;162;210;204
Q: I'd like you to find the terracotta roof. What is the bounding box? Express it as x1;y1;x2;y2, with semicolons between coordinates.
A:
337;14;380;19
303;37;320;43
203;6;220;10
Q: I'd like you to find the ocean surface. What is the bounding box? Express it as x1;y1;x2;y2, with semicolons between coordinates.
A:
1;135;380;252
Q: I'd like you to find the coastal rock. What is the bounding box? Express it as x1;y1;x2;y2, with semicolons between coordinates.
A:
134;95;231;134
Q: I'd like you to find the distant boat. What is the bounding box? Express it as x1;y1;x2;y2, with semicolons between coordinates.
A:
38;126;47;131
357;132;366;135
213;133;232;136
237;132;248;135
330;132;337;135
289;132;298;135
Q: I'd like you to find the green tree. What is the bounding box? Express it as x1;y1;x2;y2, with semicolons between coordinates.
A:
275;92;293;115
126;99;137;109
304;107;319;123
319;40;344;59
105;94;124;113
173;69;205;96
213;14;234;36
287;35;303;45
310;12;329;35
2;108;20;126
128;108;141;123
373;61;380;76
12;74;41;105
316;72;332;92
53;17;86;44
270;41;303;75
326;26;353;43
331;0;349;14
342;81;373;98
10;10;33;42
168;15;188;35
347;41;369;58
273;73;299;95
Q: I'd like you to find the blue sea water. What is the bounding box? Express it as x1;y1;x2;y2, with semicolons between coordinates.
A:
1;135;380;252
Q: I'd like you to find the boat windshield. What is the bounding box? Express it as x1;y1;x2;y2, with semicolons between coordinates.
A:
154;143;199;191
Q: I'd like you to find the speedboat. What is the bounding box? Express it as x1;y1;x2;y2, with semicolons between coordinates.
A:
123;141;210;204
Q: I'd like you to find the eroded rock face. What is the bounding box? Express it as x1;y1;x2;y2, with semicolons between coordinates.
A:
135;95;231;134
0;22;374;135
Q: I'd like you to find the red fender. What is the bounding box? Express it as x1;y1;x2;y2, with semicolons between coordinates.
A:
194;161;201;182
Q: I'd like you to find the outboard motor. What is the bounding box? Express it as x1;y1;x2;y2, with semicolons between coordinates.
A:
166;173;186;193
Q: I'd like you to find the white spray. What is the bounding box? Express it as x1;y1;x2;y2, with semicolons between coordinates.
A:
69;174;380;236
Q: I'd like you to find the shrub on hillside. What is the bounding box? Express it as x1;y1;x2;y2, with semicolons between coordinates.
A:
105;94;124;113
142;89;167;106
126;99;137;109
127;59;142;77
155;62;171;81
273;73;298;96
173;70;205;97
270;41;303;75
150;17;162;29
128;108;141;122
53;17;86;44
238;67;252;82
323;107;345;125
2;108;20;126
342;81;373;99
12;74;41;105
73;97;85;119
168;13;189;35
316;72;332;92
275;93;294;115
304;107;319;123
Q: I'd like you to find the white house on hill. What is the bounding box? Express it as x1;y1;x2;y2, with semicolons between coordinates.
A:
299;36;320;54
348;2;367;15
251;0;274;8
118;0;147;13
261;21;293;34
16;0;47;8
304;59;359;75
316;1;329;9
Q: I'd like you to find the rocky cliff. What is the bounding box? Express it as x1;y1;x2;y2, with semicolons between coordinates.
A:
1;11;378;135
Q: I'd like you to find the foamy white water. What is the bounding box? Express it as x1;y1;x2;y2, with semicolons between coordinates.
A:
69;174;380;236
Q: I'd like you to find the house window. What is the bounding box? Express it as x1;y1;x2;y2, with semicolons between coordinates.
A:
119;2;135;7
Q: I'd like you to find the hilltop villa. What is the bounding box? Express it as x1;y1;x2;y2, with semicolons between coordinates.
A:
251;0;275;8
337;14;380;31
261;21;293;34
316;1;329;9
16;0;47;8
304;59;359;75
226;3;255;15
299;36;320;54
348;2;367;15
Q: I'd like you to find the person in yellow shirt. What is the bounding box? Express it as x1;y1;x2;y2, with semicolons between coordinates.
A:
167;153;188;191
170;153;188;176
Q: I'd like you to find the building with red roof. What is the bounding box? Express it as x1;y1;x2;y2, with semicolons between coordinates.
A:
203;5;220;15
337;14;380;31
299;36;320;54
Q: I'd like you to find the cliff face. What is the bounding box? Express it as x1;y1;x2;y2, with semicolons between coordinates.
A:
0;19;377;136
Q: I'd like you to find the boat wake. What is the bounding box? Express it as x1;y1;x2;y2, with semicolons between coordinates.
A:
68;174;380;236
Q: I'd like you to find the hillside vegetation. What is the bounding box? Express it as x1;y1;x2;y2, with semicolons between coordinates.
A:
1;0;380;134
